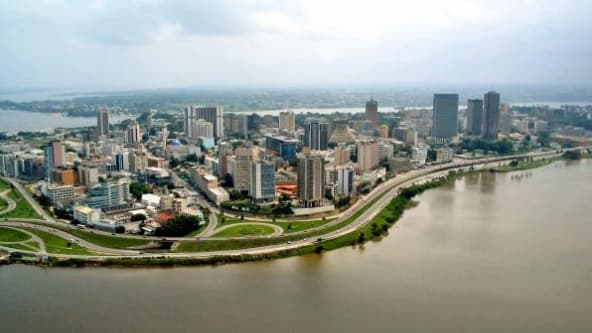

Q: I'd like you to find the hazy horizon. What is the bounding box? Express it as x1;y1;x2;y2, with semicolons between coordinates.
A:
1;1;592;90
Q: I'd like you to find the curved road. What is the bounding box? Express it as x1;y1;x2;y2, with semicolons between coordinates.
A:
1;147;588;261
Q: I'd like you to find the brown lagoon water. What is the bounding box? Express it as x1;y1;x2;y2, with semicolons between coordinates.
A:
1;159;591;333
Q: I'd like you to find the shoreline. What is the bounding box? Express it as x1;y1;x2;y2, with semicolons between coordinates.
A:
4;151;581;268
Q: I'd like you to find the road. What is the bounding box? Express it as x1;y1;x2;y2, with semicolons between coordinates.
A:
1;147;587;261
0;190;16;215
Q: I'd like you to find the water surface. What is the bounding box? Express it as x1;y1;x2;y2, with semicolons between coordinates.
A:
1;160;591;332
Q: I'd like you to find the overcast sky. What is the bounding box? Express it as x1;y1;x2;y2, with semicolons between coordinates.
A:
1;0;591;90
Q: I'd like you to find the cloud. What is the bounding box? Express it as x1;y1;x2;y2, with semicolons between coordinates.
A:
0;0;591;89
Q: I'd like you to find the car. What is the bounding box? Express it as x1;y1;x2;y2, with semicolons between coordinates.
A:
111;233;116;236
287;241;292;244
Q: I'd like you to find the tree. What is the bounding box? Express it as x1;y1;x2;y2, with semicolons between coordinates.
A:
131;213;147;222
186;153;199;162
129;182;152;200
37;194;51;207
115;225;126;234
155;215;202;237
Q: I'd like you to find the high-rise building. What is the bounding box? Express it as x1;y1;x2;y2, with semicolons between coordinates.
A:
184;105;224;139
126;121;142;144
96;109;110;137
357;141;379;172
304;118;329;151
432;94;459;143
44;140;65;182
234;147;253;194
335;165;354;197
334;144;351;166
365;99;378;126
279;111;296;132
250;160;275;203
192;119;214;138
482;91;500;140
237;114;248;137
466;99;483;135
297;151;325;208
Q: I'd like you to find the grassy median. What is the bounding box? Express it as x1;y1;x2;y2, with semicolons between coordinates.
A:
211;224;276;238
0;227;32;242
0;190;41;219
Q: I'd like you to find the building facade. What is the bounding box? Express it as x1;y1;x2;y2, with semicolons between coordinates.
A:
297;152;325;208
303;118;329;151
432;94;459;142
482;91;500;139
466;99;483;135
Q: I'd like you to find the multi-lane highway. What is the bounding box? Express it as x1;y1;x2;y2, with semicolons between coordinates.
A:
0;148;586;261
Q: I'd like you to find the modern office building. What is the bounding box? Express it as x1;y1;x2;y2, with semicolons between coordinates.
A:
87;179;131;211
234;147;253;194
184;105;224;139
334;144;351;166
432;94;459;143
97;109;110;137
44;140;65;182
335;165;354;197
365;98;378;126
43;183;75;207
265;135;299;160
297;151;325;208
192;118;214;139
466;99;483;135
357;141;380;172
482;91;501;139
250;160;276;202
279;111;296;132
126;121;142;144
304;118;329;151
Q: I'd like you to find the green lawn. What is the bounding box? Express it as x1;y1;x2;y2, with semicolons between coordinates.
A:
0;197;8;211
0;190;41;219
219;215;335;233
0;179;10;191
211;224;276;238
0;227;32;242
175;191;391;253
0;242;38;252
24;228;98;255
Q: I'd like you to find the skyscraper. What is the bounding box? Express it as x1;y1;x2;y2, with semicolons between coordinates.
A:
365;99;378;126
96;109;110;137
357;141;379;172
234;147;253;194
304;118;329;151
250;160;275;203
482;91;500;140
44;140;65;182
126;121;142;144
466;99;483;135
297;151;325;208
279;111;296;132
432;94;459;143
184;105;224;139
